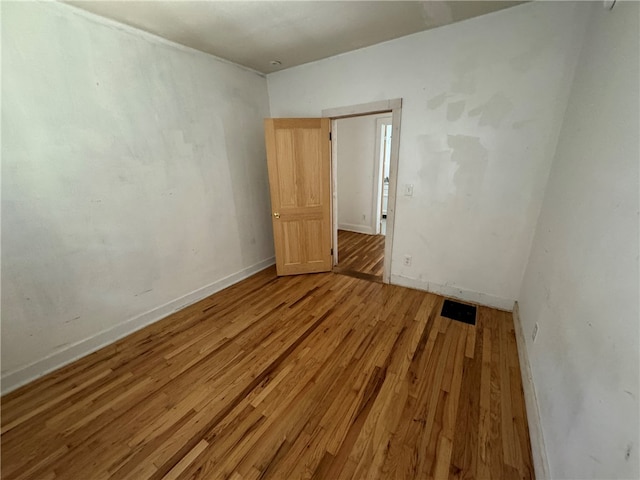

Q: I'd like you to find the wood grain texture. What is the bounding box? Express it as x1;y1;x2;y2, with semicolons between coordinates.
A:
265;118;333;276
1;267;533;479
336;229;385;280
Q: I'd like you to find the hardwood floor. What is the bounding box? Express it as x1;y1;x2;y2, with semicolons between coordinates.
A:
336;229;385;280
1;267;533;479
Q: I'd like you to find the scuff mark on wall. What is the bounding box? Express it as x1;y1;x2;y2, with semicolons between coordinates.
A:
446;100;466;121
448;134;489;203
134;289;153;297
427;92;450;109
417;133;457;202
468;92;513;128
417;133;489;206
512;118;536;130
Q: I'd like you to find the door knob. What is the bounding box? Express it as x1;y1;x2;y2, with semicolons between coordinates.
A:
273;212;280;218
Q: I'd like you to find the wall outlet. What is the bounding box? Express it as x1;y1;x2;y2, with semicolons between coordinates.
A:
403;254;412;266
404;184;414;196
532;323;539;342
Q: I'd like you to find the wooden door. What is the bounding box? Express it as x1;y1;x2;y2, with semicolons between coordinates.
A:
264;118;332;275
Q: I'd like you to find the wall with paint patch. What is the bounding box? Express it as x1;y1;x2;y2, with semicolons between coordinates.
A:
1;2;273;392
518;2;639;478
336;113;391;235
267;1;591;309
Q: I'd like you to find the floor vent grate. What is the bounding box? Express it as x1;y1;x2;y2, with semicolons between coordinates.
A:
441;300;477;326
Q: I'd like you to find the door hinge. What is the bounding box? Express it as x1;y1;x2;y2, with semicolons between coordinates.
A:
331;248;333;255
329;132;332;141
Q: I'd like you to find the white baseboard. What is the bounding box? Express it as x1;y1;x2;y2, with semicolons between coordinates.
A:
338;223;376;235
1;257;275;395
389;274;514;311
512;302;550;480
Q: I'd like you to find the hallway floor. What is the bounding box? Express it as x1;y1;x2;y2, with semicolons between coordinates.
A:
335;229;385;281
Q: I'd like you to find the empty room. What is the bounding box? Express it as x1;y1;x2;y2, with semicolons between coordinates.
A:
2;1;638;479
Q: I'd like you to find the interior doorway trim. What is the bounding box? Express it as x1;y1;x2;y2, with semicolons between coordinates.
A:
322;98;402;284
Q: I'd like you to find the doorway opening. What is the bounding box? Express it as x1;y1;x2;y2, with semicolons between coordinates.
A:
322;99;402;284
332;114;390;282
378;119;393;236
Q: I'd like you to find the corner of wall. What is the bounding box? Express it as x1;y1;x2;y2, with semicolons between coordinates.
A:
512;302;550;479
516;3;594;302
1;257;275;396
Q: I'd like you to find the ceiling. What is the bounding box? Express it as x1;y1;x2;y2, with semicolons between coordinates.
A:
67;1;525;74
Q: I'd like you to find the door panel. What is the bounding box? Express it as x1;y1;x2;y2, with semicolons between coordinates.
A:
282;221;302;266
265;118;332;276
275;129;297;208
305;219;324;261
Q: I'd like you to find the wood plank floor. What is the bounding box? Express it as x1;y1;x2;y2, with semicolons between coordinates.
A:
1;267;533;480
336;229;385;280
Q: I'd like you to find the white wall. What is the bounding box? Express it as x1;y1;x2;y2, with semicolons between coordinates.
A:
336;113;391;235
1;2;274;393
518;2;639;478
268;1;590;309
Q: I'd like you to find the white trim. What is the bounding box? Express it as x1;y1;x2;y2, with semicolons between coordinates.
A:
323;98;402;285
389;274;514;311
323;98;402;118
512;302;550;480
0;257;275;395
53;2;266;78
373;119;384;236
383;105;401;285
373;117;393;236
331;119;339;266
338;223;376;235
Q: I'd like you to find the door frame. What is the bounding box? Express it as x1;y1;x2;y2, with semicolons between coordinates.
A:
322;98;402;284
374;117;393;235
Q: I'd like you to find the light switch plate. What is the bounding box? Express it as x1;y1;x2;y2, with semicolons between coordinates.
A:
404;184;414;196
